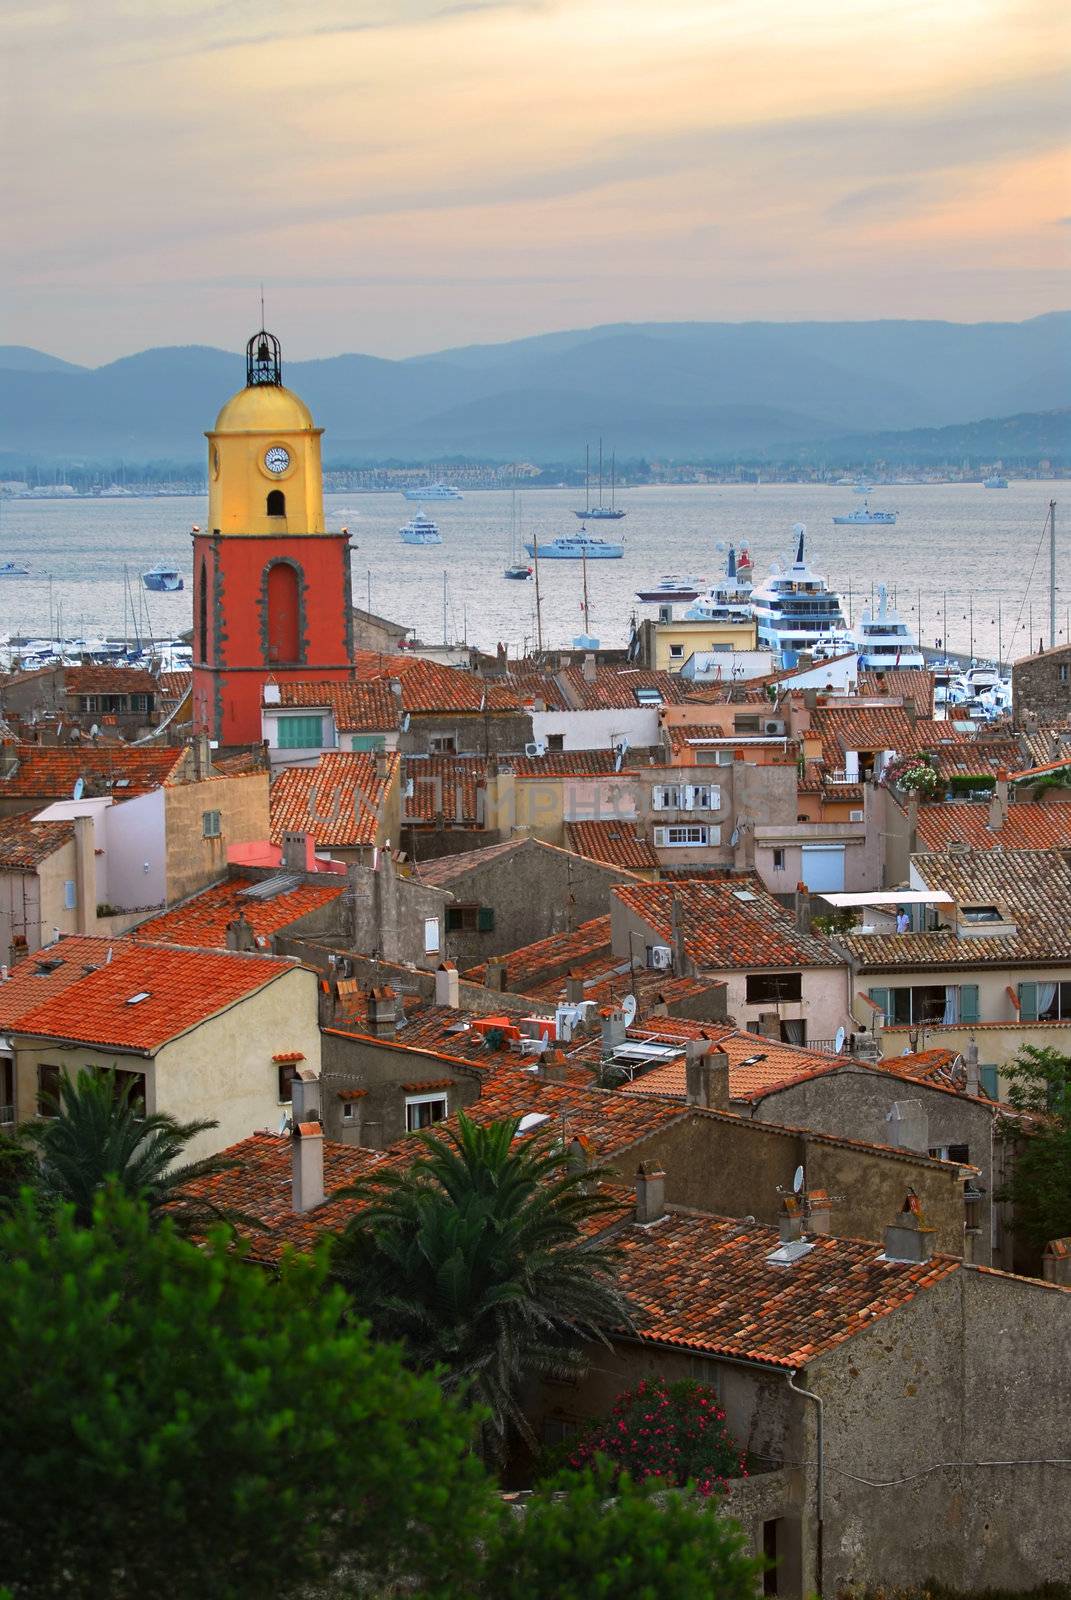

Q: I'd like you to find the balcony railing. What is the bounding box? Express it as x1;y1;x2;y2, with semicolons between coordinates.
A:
827;769;859;785
0;1105;14;1126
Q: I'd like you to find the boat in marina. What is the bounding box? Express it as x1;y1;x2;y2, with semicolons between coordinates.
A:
0;561;30;578
832;499;897;526
399;512;443;546
845;585;925;669
503;490;532;579
681;543;754;622
751;525;846;666
635;575;707;603
983;475;1008;489
142;563;184;592
575;440;626;521
524;530;623;560
403;483;462;501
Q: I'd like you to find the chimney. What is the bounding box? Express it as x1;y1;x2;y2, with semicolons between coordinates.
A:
539;1048;570;1083
192;731;212;780
582;653;597;684
282;830;316;873
1042;1239;1071;1287
884;1099;928;1153
600;1003;628;1052
635;1161;666;1224
224;909;257;952
963;1036;981;1096
884;1190;936;1263
484;959;507;993
566;1133;594;1181
802;687;818;711
757;1011;781;1040
366;985;402;1033
685;1048;730;1111
72;813;95;934
779;1194;804;1244
290;1068;324;1214
375;749;390;783
987;769;1009;832
795;881;812;934
669;895;688;974
435;960;460;1009
564;974;585;1005
806;1189;832;1235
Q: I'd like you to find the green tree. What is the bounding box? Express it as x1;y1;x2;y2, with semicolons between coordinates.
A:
562;1377;747;1497
478;1465;763;1600
998;1045;1071;1250
332;1112;632;1461
0;1190;492;1600
22;1067;239;1232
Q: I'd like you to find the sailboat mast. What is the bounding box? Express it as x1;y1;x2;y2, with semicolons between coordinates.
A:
1050;499;1057;650
442;570;448;646
533;532;544;654
610;450;616;513
582;549;590;633
598;437;603;507
584;444;590;515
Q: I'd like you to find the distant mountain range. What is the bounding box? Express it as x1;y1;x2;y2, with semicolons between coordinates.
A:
1;313;1068;465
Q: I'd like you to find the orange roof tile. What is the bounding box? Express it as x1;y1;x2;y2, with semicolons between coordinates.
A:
917;802;1071;852
274;679;400;732
613;876;842;970
0;814;74;868
132;876;345;949
0;745;184;802
0;936;135;1030
402;755;489;825
555;665;691;712
64;666;157;695
503;749;641;778
463;916;613;990
355;653;526;714
269;751;397;847
13;942;301;1052
565;821;661;871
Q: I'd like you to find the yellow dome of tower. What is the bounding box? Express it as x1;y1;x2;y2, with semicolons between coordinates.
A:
205;329;324;536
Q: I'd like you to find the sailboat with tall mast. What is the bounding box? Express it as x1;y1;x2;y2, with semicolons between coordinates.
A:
574;439;626;520
504;489;532;579
573;549;600;649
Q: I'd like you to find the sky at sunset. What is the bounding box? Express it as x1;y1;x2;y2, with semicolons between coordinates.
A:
2;0;1068;364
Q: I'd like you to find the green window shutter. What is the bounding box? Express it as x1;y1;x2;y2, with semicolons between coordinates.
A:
477;906;495;932
1018;982;1038;1022
351;734;386;752
959;984;980;1024
278;715;322;749
868;986;891;1023
445;907;462;932
980;1065;1000;1099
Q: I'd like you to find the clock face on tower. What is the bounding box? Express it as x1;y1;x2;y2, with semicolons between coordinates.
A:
264;446;291;475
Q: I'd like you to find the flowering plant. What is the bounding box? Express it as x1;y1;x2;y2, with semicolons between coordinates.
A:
566;1377;747;1497
883;753;940;797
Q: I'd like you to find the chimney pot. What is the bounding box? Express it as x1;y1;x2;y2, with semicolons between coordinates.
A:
963;1036;981;1096
600;1004;628;1052
435;960;460;1009
779;1194;804;1244
635;1161;666;1224
685;1048;730;1111
564;975;585;1005
484;960;507;993
795;881;812;934
806;1189;832;1235
884;1189;936;1263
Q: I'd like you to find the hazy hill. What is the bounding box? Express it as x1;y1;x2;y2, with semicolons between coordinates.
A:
0;314;1068;463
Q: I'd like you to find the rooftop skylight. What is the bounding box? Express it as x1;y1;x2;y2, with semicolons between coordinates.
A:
125;991;151;1006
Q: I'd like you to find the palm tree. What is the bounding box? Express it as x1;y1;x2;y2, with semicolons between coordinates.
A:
24;1068;242;1233
332;1113;633;1463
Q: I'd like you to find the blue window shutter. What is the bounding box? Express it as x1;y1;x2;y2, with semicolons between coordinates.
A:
959;984;980;1024
477;906;495;932
351;734;385;752
1018;982;1038;1022
980;1065;999;1099
868;986;891;1023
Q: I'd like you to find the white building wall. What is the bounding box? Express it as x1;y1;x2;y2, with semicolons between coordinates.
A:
103;790;166;911
529;706;659;753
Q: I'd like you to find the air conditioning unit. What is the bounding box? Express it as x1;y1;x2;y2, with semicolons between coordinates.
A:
524;739;547;758
764;719;786;735
649;945;673;971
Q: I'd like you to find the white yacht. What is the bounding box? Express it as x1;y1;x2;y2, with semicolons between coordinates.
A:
750;526;846;666
524;530;623;560
402;483;463;501
847;585;925;670
399;512;443;546
833;498;897;526
682;544;755;622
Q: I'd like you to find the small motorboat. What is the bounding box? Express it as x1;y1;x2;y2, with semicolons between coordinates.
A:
635;575;706;603
504;563;532;580
0;561;30;578
143;563;184;592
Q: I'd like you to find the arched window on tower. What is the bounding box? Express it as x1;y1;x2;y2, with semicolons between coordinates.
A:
198;558;208;663
265;561;301;665
266;489;286;517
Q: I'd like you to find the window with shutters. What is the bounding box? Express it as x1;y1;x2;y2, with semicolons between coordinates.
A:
37;1063;62;1118
63;880;77;911
653;824;709;847
351;733;385;752
202;810;222;839
278;714;323;749
1019;980;1071;1021
406;1093;447;1132
652;785;680;810
980;1065;1000;1098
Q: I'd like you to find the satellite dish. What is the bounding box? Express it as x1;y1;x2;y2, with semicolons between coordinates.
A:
792;1164;805;1195
72;777;84;801
621;993;637;1027
401;712;411;732
835;1026;846;1054
729;826;740;848
277;1112;290;1136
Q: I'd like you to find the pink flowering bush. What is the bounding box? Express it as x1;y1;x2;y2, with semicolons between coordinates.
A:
565;1377;748;1497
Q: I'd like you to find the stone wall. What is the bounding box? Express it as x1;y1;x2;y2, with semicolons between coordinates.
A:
1012;643;1071;727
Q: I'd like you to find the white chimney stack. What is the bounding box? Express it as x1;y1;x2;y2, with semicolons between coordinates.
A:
291;1068;325;1215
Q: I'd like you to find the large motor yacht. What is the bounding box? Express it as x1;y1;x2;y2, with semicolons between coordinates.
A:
750;526;846;666
847;585;925;669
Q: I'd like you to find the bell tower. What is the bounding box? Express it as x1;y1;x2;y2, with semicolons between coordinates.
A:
192;329;354;745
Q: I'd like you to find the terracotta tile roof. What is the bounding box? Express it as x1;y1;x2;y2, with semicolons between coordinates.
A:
565;821;661;871
274;679;400;733
928;740;1025;781
12;941;300;1052
132;876;345;949
1014;729;1071;770
0;814;74;868
402;755;488;825
858;670;935;717
613;876;842;971
916;802;1071;853
414;837;528;884
0;745;184;802
813;707;966;770
555;666;691;712
502;749;641;778
0;935;134;1030
355;653;526;714
269;751;398;847
843;848;1071;969
157;671;192;701
1010;754;1071;782
463;916;613;990
505;672;570;711
609;1209;960;1368
64;666;157;695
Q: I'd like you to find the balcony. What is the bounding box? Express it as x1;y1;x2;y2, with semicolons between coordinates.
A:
0;1105;14;1127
